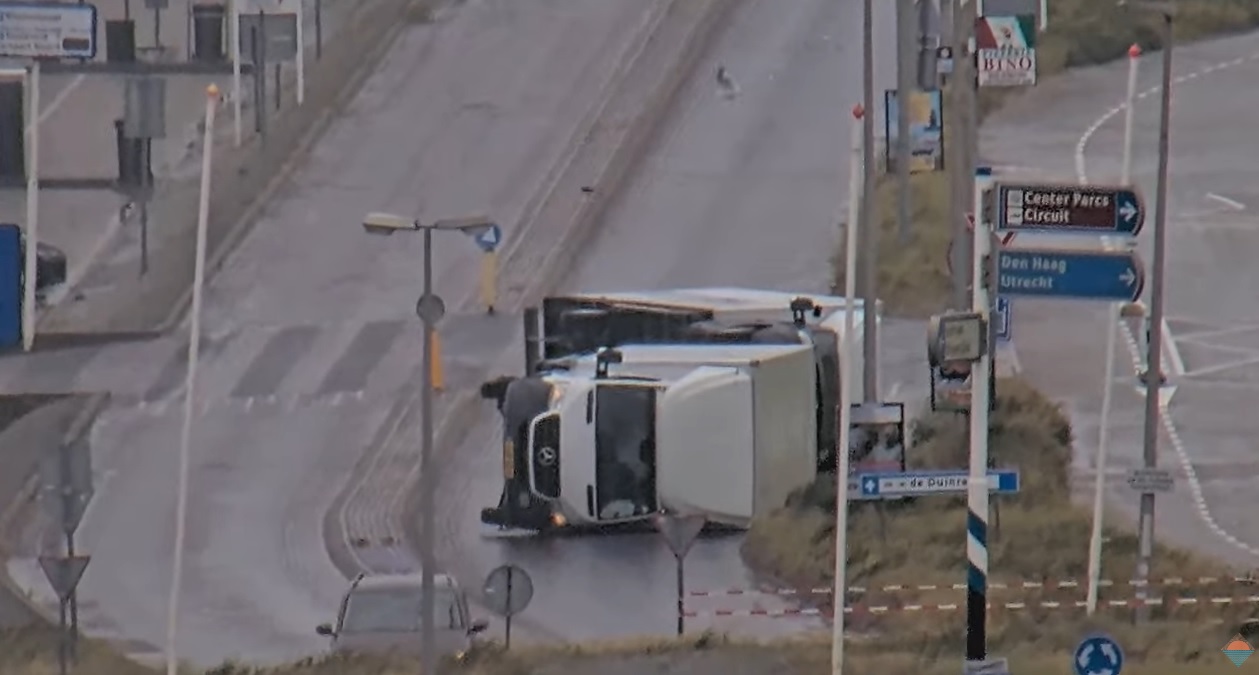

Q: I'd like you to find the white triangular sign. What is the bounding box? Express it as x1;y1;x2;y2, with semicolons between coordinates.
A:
39;555;90;601
653;513;706;558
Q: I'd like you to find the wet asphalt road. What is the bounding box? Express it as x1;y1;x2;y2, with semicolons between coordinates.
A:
982;31;1259;568
4;0;659;666
430;0;936;643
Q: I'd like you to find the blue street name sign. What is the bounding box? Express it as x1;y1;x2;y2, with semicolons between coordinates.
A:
854;469;1020;499
997;249;1143;302
995;183;1144;236
995;296;1011;342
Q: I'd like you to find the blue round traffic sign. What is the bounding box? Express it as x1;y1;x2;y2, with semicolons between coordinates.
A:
1074;634;1123;675
474;223;503;253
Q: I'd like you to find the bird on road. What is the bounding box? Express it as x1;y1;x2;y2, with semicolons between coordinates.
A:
716;64;740;100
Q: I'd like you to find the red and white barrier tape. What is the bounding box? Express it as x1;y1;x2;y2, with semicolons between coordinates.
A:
683;595;1259;618
688;576;1259;598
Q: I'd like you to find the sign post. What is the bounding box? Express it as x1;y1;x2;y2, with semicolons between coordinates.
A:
482;564;533;649
466;222;502;314
653;513;706;636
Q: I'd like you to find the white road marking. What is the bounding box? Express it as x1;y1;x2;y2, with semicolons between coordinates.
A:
1206;192;1246;211
1180;356;1259;379
1075;46;1259;561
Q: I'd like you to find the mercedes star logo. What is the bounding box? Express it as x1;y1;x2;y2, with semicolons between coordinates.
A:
537;447;557;467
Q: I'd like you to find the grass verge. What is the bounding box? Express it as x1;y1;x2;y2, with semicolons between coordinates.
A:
742;378;1257;672
836;0;1259;317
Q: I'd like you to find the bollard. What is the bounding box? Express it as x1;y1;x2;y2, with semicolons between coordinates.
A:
480;251;498;314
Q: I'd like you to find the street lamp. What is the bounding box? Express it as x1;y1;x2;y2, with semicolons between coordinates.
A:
359;210;495;675
1118;0;1176;621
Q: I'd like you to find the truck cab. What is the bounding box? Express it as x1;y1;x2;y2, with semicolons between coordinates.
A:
479;288;877;533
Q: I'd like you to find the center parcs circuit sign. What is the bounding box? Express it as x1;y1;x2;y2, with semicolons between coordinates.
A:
0;2;98;60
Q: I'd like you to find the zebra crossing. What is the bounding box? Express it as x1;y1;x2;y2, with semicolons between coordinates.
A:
0;314;516;412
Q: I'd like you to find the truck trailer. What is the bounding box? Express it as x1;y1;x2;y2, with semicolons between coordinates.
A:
479;287;879;533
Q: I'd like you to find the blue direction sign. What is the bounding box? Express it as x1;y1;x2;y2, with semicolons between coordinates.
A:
996;183;1144;236
994;296;1011;342
997;249;1143;302
855;469;1020;499
1073;634;1124;675
472;223;503;252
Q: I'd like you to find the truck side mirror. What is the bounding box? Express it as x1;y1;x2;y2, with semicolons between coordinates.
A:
315;623;334;637
468;618;489;635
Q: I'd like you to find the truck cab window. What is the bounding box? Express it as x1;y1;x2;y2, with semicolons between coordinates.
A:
594;385;658;519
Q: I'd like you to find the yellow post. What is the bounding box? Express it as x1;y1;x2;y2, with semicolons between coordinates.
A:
480;250;498;314
429;329;445;392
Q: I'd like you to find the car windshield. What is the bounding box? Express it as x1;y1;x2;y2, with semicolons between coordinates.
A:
340;586;462;634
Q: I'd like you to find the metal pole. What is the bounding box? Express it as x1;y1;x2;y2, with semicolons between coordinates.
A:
1088;44;1140;617
58;597;67;675
860;0;878;401
675;555;684;636
274;62;281;111
165;84;219;675
948;0;968;309
504;567;514;649
419;227;437;675
966;166;993;663
154;6;162;48
1136;11;1173;621
231;0;242;146
894;0;914;245
295;0;306;104
140;139;151;276
832;104;863;675
315;0;323;60
21;61;39;352
66;534;78;660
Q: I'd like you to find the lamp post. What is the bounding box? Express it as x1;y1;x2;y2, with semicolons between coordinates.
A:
360;211;497;675
1118;0;1176;621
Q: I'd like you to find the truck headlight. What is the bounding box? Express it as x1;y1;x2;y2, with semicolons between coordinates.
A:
550;512;567;527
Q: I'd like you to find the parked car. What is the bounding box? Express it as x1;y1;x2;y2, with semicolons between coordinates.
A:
316;572;489;659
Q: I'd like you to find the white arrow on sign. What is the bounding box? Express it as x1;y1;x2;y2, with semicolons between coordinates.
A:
1119;202;1137;222
1119;268;1137;287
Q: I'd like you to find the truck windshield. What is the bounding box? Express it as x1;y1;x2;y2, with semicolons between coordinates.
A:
594;384;658;520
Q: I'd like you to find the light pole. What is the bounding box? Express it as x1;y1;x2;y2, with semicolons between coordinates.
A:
166;83;221;675
1119;0;1176;620
360;211;497;675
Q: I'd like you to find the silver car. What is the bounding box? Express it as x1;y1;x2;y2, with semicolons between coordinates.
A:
316;572;489;658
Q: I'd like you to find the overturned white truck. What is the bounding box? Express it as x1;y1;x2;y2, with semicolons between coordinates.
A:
479;288;879;533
